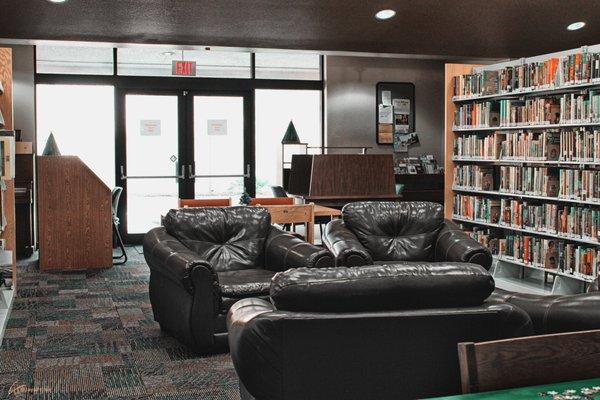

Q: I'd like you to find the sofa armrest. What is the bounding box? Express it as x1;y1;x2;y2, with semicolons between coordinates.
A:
488;289;600;335
322;219;373;267
143;227;218;294
227;298;282;400
434;220;492;270
264;226;334;271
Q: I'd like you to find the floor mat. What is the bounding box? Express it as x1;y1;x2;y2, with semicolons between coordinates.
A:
0;251;240;399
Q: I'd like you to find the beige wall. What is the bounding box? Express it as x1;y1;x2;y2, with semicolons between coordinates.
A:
326;55;445;161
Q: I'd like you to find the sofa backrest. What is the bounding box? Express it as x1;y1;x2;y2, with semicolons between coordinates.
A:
342;201;444;262
270;263;495;312
229;301;532;400
163;206;271;271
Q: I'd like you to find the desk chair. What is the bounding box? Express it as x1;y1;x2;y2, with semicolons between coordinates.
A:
253;195;295;232
263;203;315;243
179;198;232;207
458;329;600;394
270;186;330;241
112;187;127;265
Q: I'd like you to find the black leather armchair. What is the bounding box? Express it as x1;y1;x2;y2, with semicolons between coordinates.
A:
228;263;532;400
323;201;493;269
143;206;334;354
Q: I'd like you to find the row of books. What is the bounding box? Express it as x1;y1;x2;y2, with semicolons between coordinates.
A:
453;133;503;159
0;131;15;180
498;200;560;234
453;131;560;160
500;131;560;160
454;194;600;241
453;165;493;191
498;98;560;127
455;164;600;202
453;129;600;162
453;101;497;128
559;128;600;161
559;91;600;123
559;169;600;202
467;227;597;277
453;50;600;98
498;166;558;196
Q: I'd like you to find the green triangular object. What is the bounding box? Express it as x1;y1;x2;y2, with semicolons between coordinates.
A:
42;132;61;156
281;120;300;144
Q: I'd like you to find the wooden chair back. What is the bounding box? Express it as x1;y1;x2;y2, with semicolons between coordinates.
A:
249;197;294;206
458;329;600;394
262;203;315;243
178;198;232;208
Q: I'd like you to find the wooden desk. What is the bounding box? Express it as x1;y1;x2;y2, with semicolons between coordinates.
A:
314;205;342;218
299;195;402;209
428;378;600;399
262;204;315;244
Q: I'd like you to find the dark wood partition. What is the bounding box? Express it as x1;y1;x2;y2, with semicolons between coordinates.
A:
38;156;112;271
288;154;400;207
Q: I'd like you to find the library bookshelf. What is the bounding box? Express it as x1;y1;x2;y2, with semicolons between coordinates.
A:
445;45;600;294
0;48;16;344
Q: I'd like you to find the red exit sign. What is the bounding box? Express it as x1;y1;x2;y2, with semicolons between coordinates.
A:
172;61;197;76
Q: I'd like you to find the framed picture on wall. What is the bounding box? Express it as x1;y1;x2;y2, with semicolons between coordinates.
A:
376;82;415;145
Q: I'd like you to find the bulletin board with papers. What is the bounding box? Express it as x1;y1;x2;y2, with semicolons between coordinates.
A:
376;82;415;146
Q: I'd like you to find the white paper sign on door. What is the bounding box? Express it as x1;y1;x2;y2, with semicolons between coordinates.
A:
207;119;228;136
140;120;161;136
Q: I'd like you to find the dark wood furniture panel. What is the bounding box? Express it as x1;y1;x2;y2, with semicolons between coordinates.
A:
288;154;401;208
310;154;396;197
458;329;600;394
395;173;444;204
37;156;112;271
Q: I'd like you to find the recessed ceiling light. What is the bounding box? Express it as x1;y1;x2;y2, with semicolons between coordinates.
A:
47;0;68;3
161;51;176;57
375;9;396;20
567;21;586;31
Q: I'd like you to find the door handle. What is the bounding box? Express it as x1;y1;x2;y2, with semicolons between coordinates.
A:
187;164;251;179
120;165;186;180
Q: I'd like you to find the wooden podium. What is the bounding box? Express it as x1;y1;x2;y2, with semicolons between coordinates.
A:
37;156;112;271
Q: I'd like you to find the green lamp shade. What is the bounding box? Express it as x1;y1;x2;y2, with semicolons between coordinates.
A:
42;132;61;156
281;120;300;144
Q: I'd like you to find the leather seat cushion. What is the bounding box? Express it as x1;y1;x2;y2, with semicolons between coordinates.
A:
218;269;276;299
270;262;495;312
163;206;271;272
342;201;444;262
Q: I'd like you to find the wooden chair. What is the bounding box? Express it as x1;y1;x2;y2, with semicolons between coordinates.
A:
249;197;294;206
178;198;232;208
262;203;315;243
458;329;600;394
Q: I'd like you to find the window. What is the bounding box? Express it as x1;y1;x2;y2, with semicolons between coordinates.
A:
255;89;322;196
117;48;252;78
36;46;113;75
255;53;321;80
36;84;116;188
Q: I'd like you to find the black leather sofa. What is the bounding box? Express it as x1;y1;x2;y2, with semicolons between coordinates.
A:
489;288;600;335
143;206;334;354
228;263;532;400
323;201;492;269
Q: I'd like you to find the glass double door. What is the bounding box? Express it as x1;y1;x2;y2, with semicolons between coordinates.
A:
120;90;251;241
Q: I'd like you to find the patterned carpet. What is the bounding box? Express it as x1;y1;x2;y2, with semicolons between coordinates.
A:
0;250;240;400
